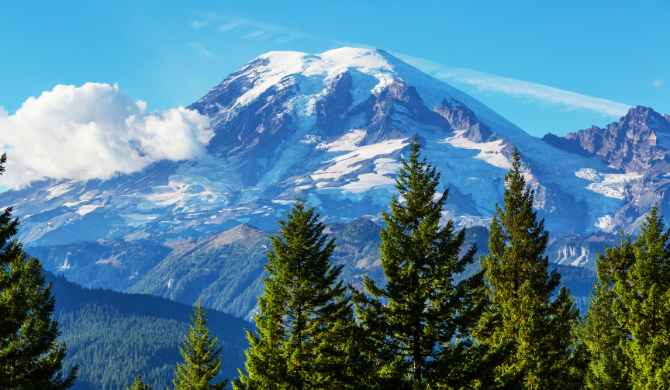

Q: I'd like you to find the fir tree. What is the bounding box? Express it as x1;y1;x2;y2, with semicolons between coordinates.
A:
128;374;154;390
352;136;493;389
0;152;78;389
612;205;670;388
171;299;227;390
577;233;634;390
233;198;357;390
476;148;582;389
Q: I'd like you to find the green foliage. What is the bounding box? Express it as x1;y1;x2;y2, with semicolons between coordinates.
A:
477;149;583;389
0;152;78;389
129;225;271;320
612;206;670;388
47;272;248;390
128;375;154;390
578;233;634;390
234;198;356;389
352;136;493;389
172;299;227;390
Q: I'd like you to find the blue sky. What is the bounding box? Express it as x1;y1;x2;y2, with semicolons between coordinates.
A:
1;0;669;138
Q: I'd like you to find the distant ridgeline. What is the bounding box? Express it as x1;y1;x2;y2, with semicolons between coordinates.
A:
45;272;249;390
31;218;598;326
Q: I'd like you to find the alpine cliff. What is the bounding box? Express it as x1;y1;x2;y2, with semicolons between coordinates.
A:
1;47;668;248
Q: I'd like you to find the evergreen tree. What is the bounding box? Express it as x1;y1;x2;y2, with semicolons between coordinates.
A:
0;152;78;389
233;198;357;390
577;233;634;390
171;299;227;390
612;205;670;388
476;149;582;389
128;374;154;390
352;136;493;389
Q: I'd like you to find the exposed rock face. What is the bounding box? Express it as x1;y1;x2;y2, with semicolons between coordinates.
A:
188;58;266;119
434;99;498;143
541;133;595;157
197;75;296;159
316;71;353;134
542;106;670;172
355;78;453;144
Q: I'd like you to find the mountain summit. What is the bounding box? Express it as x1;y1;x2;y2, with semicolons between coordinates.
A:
1;47;667;246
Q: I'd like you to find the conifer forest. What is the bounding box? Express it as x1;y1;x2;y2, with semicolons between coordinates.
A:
4;136;670;389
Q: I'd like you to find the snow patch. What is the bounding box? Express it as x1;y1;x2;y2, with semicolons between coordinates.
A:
316;130;367;152
76;204;102;216
338;158;401;193
46;182;75;200
595;215;616;232
555;246;592;267
57;259;72;271
586;173;643;199
312;138;407;182
234;48;397;109
575;168;602;182
442;131;511;170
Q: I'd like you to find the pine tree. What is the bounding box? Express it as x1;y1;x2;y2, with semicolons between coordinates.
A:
128;374;154;390
476;148;582;389
171;299;227;390
577;233;634;390
352;136;493;389
233;198;357;390
0;152;78;389
612;205;670;388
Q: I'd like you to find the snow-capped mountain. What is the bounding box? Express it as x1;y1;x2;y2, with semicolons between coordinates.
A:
1;47;668;247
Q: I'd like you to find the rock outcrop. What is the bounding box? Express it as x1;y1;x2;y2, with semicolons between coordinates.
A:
542;106;670;172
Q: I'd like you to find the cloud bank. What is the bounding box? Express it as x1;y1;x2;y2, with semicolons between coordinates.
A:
394;53;632;118
0;83;213;189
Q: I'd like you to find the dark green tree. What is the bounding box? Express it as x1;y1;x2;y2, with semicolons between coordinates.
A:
352;136;493;389
0;152;78;389
128;374;154;390
476;149;582;389
171;299;227;390
577;233;634;390
233;198;356;390
612;205;670;388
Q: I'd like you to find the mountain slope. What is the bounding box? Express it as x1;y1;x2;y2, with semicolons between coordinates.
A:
29;239;172;290
1;47;666;246
47;272;249;390
128;218;388;320
127;218;594;320
543;106;670;233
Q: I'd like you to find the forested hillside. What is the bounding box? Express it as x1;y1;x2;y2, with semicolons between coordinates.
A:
46;272;249;390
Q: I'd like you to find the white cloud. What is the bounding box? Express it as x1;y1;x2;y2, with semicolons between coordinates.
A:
189;43;214;58
191;19;209;29
0;83;213;189
244;30;266;40
394;53;632;118
196;12;362;47
653;79;664;87
219;23;238;31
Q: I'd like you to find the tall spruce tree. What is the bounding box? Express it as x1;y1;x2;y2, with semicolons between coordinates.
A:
171;299;227;390
476;149;582;389
0;152;78;389
128;374;154;390
612;205;670;388
352;136;493;389
233;198;357;390
577;233;634;390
